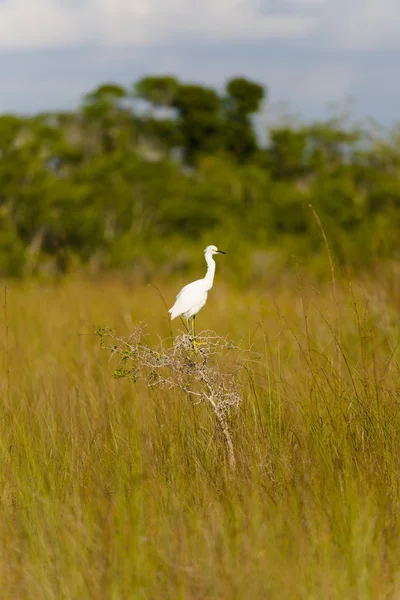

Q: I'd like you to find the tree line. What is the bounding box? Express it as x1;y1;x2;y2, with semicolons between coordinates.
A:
1;74;399;281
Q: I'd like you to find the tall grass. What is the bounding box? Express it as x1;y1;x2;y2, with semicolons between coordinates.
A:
0;265;400;598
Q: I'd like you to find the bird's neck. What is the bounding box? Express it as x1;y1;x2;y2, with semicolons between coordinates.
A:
203;253;216;290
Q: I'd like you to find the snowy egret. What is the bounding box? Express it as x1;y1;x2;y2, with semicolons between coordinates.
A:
169;245;226;339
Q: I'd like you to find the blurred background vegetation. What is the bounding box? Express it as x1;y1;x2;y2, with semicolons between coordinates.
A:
1;74;400;283
2;75;400;598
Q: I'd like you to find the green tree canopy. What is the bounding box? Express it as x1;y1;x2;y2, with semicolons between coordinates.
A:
0;74;399;278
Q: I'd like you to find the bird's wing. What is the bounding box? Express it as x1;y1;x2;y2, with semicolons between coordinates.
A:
175;278;201;300
169;279;204;318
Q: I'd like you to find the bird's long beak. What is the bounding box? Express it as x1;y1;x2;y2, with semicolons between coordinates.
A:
216;250;226;254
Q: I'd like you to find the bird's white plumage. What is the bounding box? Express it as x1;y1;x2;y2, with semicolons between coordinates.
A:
169;245;225;325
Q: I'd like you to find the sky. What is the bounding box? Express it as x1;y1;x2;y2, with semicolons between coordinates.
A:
1;0;399;127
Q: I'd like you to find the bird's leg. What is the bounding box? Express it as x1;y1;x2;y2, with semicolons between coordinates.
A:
189;316;198;343
191;315;205;351
193;315;206;349
188;316;199;352
185;316;191;337
192;315;198;350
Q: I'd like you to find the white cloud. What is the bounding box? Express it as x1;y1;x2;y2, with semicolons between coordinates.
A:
1;0;399;52
0;0;315;50
0;0;97;48
312;0;400;50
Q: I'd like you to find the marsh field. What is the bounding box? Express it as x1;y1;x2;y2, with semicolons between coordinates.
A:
0;262;399;599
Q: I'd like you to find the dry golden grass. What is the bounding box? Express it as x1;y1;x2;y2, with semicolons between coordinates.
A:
0;264;400;599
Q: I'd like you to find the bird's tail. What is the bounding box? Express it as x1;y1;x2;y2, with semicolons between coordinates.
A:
168;307;178;320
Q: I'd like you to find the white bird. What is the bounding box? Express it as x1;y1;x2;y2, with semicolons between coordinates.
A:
169;245;226;338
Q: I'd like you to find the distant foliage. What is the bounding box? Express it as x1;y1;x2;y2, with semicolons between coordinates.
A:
0;77;399;278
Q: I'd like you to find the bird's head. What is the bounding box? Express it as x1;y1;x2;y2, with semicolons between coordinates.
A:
205;245;226;256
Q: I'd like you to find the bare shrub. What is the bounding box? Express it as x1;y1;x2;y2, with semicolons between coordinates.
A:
96;326;258;471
